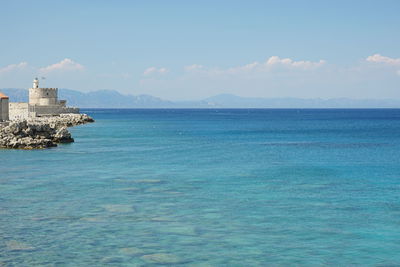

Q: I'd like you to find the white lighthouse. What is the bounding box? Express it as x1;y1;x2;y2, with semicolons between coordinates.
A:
33;77;39;89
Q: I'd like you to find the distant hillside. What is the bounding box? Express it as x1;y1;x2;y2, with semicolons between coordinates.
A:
1;89;400;108
1;88;29;102
1;88;175;108
58;89;175;108
203;94;400;108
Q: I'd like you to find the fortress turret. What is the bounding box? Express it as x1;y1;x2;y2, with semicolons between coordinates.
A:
29;78;58;106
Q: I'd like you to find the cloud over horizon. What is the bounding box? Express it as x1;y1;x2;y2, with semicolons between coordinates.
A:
184;56;326;75
140;54;400;100
1;54;399;100
366;54;400;66
143;67;168;76
266;56;326;69
39;58;84;74
0;62;28;74
366;54;400;76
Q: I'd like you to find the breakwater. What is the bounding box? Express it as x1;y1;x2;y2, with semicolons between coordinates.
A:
0;114;94;149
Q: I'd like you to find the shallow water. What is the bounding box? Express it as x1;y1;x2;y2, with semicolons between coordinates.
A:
1;109;400;266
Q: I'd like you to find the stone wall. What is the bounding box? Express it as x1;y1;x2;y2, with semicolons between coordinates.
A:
61;107;80;114
9;102;79;120
0;98;9;121
9;102;29;120
29;105;79;116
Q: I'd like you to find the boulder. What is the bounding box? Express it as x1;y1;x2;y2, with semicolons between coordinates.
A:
0;113;94;149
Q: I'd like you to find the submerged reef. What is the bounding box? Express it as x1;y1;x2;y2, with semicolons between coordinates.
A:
0;113;94;149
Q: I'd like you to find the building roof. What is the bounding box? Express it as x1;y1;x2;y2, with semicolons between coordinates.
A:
0;92;9;99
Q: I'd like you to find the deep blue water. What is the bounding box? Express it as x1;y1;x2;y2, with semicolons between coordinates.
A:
1;109;400;266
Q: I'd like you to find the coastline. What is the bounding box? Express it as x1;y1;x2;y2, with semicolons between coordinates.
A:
0;113;94;149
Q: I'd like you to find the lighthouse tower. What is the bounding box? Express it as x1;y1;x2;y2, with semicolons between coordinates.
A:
33;77;39;89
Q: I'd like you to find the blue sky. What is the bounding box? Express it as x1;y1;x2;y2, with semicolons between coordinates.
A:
1;0;399;100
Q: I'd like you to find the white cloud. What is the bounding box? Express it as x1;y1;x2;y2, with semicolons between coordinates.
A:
266;56;326;69
39;58;84;73
366;54;400;66
0;62;28;74
366;54;400;76
184;64;204;72
143;67;168;76
241;62;260;70
185;56;326;75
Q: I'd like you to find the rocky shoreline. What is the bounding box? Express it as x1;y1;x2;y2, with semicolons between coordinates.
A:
0;114;94;149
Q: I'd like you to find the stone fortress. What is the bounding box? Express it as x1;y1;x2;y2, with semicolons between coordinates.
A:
2;78;79;120
0;78;94;149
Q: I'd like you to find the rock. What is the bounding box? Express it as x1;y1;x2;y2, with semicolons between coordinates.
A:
119;247;145;255
0;113;94;149
141;253;181;264
100;256;125;264
149;216;172;222
53;126;74;143
187;263;215;267
79;217;104;222
115;187;140;191
133;179;163;184
6;240;35;251
160;225;197;236
101;204;134;213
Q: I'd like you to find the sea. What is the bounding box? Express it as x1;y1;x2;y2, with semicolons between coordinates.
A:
1;109;400;266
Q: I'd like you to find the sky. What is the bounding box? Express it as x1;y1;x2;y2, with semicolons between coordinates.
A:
0;0;399;100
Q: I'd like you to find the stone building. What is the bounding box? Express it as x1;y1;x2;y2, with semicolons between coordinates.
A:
9;78;79;120
0;92;9;122
28;78;79;117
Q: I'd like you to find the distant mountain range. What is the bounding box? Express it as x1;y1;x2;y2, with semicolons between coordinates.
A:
2;88;400;108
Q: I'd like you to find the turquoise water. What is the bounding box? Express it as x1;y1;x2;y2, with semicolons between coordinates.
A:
1;109;400;266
